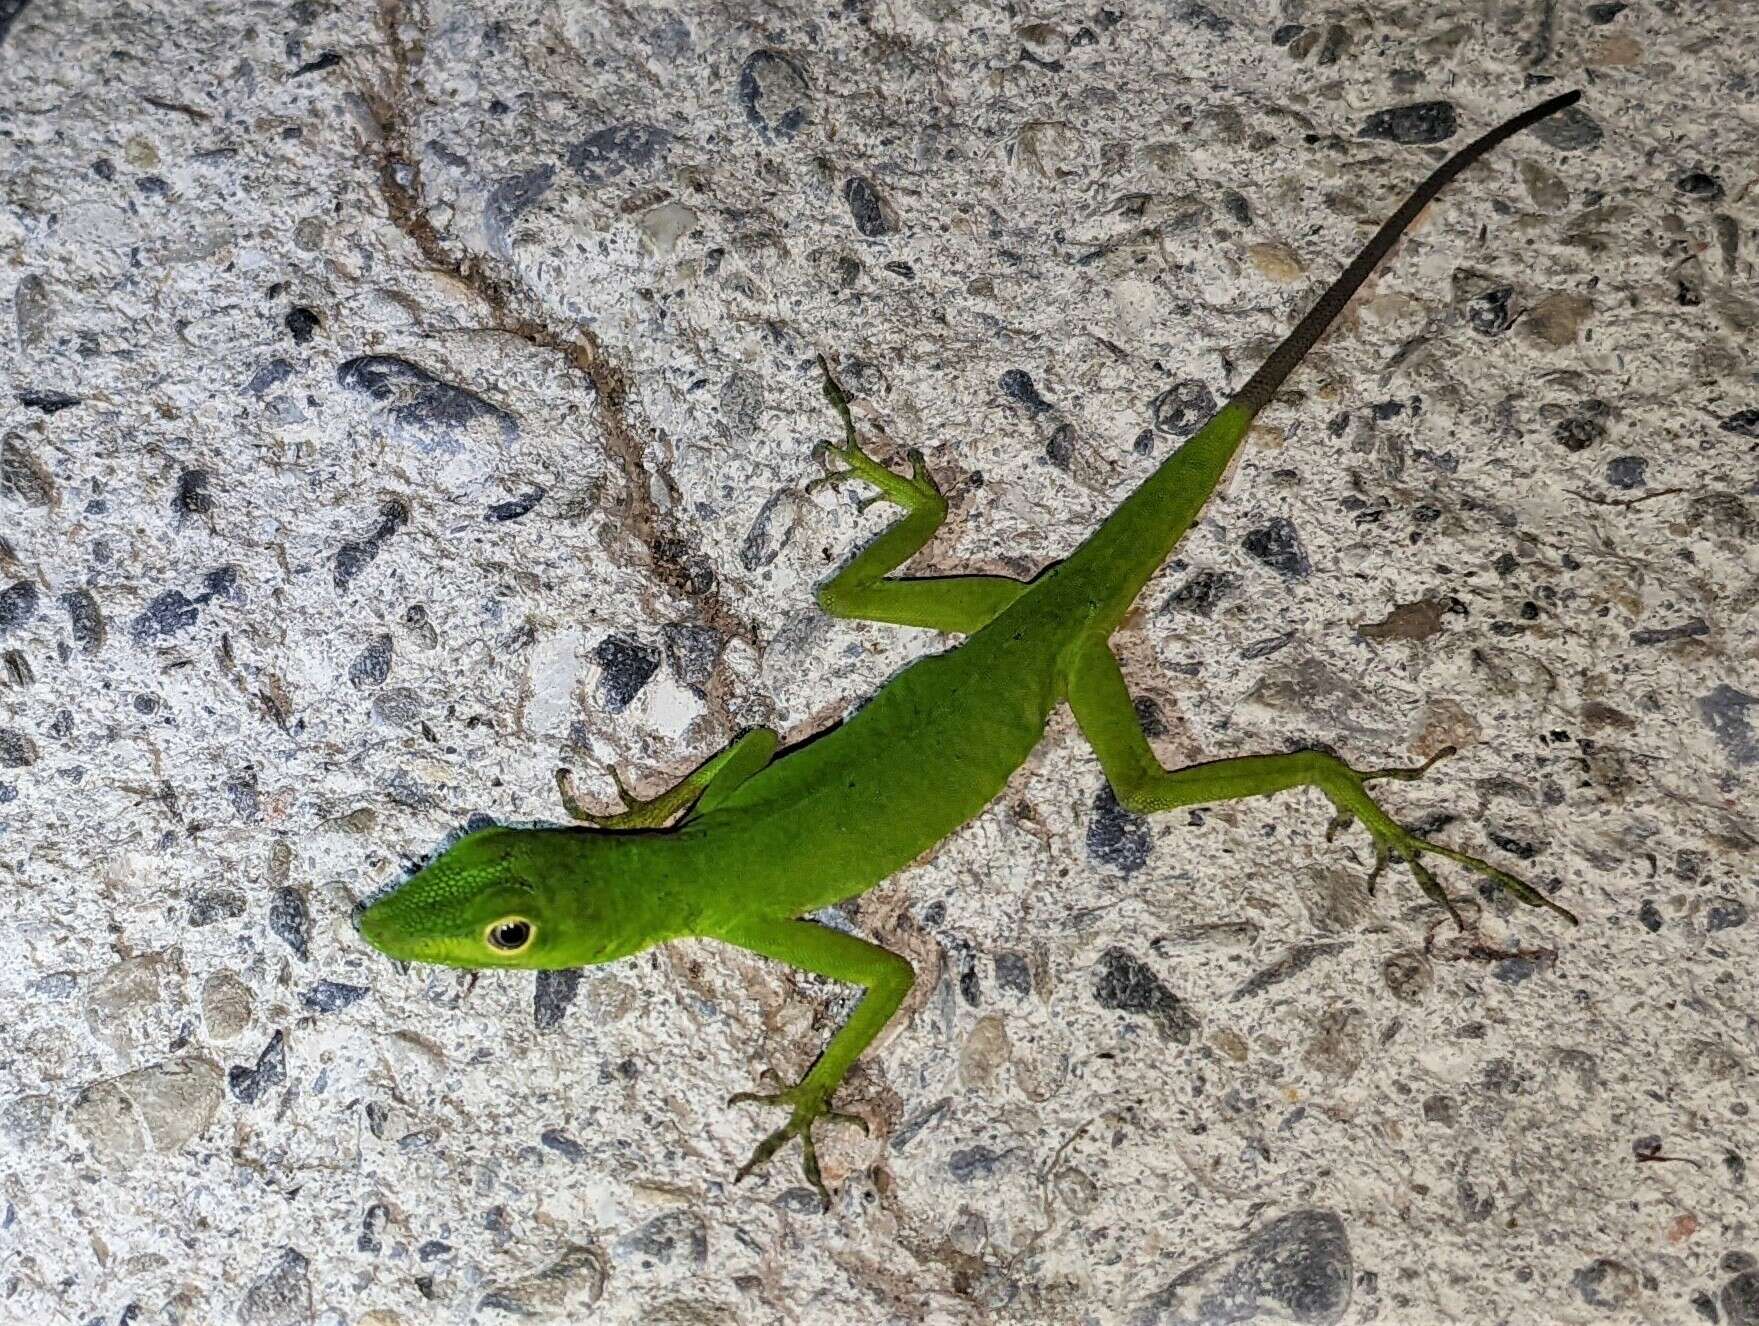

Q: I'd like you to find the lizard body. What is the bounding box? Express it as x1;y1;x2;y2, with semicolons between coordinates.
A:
361;91;1584;1204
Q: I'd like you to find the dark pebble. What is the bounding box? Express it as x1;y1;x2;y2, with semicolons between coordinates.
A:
270;885;312;960
336;357;518;449
567;123;671;183
1162;569;1236;617
1637;900;1663;932
173;469;214;519
1677;171;1724;202
1358;101;1457;145
1093;947;1197;1042
1242;517;1310;578
349;634;394;689
1554;415;1605;451
1630;618;1708;645
1151;378;1217;438
1085;786;1151;876
1707;898;1748;932
595;635;659;713
0;581;39;636
1468;286;1515;335
737;51;811;142
540;1128;586;1162
1045;423;1075;470
999;369;1053;416
17;388;81;414
842;176;892;237
130;590;199;643
228;1030;287;1103
486;488;545;521
534;968;583;1031
1585;2;1626;20
285;307;321;343
1721;409;1759;438
302;981;368;1013
1605;455;1647;489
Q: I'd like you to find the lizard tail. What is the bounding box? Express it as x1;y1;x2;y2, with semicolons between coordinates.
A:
1230;88;1581;413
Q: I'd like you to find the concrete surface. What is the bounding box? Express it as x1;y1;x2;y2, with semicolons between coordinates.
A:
2;0;1755;1322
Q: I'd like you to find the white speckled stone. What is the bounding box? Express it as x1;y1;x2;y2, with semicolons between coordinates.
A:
2;0;1755;1321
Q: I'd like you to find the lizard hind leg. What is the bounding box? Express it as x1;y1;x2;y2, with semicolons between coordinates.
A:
1063;642;1578;927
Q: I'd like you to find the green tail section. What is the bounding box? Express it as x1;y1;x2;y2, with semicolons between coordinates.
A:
1057;89;1582;632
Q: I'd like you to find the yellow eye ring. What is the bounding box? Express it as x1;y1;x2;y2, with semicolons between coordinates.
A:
485;917;535;953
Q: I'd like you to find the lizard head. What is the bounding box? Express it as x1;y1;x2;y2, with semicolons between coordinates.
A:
358;827;566;969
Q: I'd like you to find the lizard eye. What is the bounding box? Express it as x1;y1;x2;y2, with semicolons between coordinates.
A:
486;918;534;952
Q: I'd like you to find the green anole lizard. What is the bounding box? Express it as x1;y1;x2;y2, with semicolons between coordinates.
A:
360;91;1584;1207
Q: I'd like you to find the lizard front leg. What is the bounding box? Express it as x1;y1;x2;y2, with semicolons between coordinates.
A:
813;355;1026;633
718;916;915;1209
556;726;779;829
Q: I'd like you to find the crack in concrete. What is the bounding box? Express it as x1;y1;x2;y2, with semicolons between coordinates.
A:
362;0;751;736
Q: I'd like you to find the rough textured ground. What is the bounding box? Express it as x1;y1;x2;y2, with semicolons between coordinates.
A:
2;1;1756;1322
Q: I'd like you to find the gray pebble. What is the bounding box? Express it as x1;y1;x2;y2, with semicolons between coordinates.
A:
236;1247;311;1326
349;634;394;689
1134;1208;1352;1326
1605;455;1647;489
613;1210;707;1269
568;123;672;182
1699;684;1759;766
737;50;810;141
484;165;555;258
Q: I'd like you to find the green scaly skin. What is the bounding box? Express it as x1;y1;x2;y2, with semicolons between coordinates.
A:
360;92;1585;1209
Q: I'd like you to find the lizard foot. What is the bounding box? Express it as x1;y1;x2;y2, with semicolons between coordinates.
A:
554;765;691;830
729;1082;869;1210
1315;747;1578;928
807;354;943;514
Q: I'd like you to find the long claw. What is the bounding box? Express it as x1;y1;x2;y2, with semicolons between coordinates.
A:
1360;745;1455;785
1319;749;1578;926
1325;809;1354;843
729;1082;865;1209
